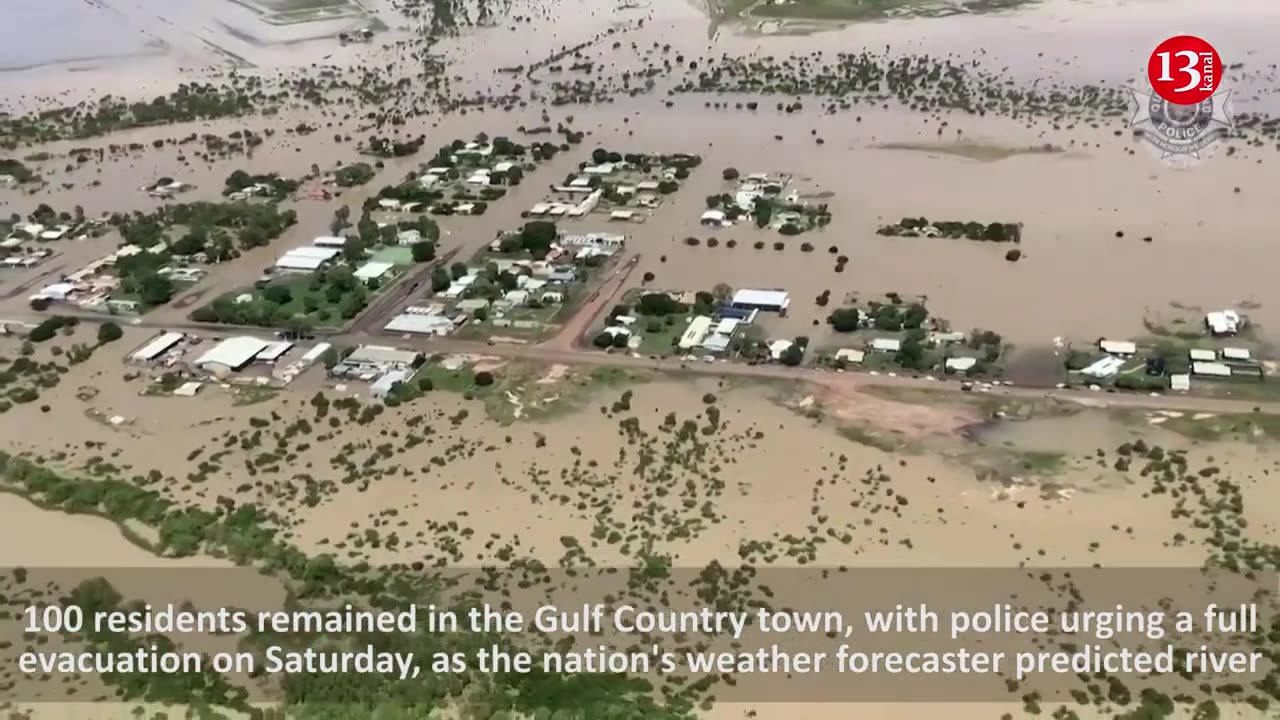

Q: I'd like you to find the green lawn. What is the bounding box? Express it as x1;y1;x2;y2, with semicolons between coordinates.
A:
370;246;414;266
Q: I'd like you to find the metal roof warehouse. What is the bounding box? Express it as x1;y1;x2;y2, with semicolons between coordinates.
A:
131;332;184;362
195;337;273;371
342;345;423;369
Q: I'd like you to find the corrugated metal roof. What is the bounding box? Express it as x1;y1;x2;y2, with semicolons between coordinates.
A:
257;341;293;361
345;345;423;365
131;332;184;361
195;336;271;369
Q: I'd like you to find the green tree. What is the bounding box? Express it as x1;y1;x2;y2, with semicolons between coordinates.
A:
611;333;630;349
519;221;558;258
411;241;436;263
342;236;366;263
138;274;175;306
450;262;469;280
97;322;123;344
592;332;614;349
780;344;804;367
430;267;451;293
262;285;293;305
828;308;861;332
897;336;926;370
753;199;774;228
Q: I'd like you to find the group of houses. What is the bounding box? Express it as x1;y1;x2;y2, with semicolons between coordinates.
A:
528;158;685;220
1081;319;1262;390
30;242;205;314
602;287;789;356
270;236;397;283
127;331;336;391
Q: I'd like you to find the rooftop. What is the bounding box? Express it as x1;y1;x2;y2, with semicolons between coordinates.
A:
195;336;272;370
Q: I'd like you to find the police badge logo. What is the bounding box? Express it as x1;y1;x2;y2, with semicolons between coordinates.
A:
1130;35;1234;161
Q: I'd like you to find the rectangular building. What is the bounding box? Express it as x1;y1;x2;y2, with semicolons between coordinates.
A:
1191;361;1232;377
195;336;272;372
1098;340;1137;356
678;316;714;350
730;289;790;313
131;332;184;362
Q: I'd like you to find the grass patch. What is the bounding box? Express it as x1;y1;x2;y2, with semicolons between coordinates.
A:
837;424;911;453
232;387;279;406
1155;412;1280;443
1010;450;1067;475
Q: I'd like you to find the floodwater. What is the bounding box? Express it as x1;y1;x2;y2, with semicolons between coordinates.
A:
3;3;1280;713
0;0;393;73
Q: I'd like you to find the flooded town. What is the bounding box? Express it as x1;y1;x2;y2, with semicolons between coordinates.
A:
2;0;1280;718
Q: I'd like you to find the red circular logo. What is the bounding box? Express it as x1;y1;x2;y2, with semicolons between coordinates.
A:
1147;35;1221;105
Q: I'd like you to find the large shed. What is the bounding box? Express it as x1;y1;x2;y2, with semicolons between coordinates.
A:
195;337;272;372
131;332;184;362
730;289;790;313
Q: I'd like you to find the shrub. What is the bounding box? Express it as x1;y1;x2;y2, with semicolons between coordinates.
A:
592;332;614;349
722;167;740;181
1005;249;1022;262
753;241;765;250
684;237;701;246
474;371;495;387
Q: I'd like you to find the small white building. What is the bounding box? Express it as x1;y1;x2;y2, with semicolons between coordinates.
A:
370;369;412;400
1192;361;1232;377
835;349;865;365
768;339;794;360
354;261;395;282
730;289;790;313
1222;347;1251;361
871;338;902;353
678;316;714;350
1170;374;1191;392
1188;348;1217;362
397;229;422;246
945;357;978;373
1098;339;1137;356
700;209;727;226
561;233;625;248
313;236;348;248
1206;310;1242;336
1081;356;1124;379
